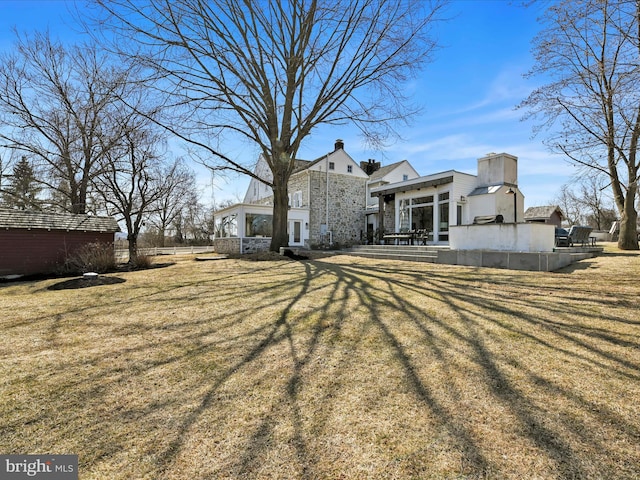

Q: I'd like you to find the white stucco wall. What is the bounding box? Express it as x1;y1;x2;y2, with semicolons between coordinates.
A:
468;187;524;224
449;223;555;252
477;153;518;187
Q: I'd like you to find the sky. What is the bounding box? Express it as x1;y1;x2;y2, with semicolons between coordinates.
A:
0;0;575;209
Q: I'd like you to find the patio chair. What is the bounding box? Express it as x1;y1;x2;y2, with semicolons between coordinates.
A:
567;225;593;247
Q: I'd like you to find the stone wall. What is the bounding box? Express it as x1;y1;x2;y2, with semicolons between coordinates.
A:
237;168;367;249
288;173;309;207
382;198;395;234
241;237;271;254
214;237;241;254
213;237;271;254
307;170;366;247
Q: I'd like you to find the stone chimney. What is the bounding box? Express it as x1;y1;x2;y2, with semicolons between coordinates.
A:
360;159;381;175
334;139;344;151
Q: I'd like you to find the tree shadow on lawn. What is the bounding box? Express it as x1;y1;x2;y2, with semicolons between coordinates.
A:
144;257;640;479
9;255;638;479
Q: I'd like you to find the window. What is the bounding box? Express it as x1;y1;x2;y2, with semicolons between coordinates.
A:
292;191;303;208
438;192;450;241
403;174;409;181
409;195;434;233
329;162;335;170
218;214;238;237
245;214;273;237
412;195;433;205
347;165;353;173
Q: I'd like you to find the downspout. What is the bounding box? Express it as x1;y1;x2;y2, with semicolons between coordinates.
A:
307;168;311;247
326;154;332;245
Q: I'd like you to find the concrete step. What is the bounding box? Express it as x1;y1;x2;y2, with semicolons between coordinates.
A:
350;245;445;252
347;245;442;262
347;251;438;263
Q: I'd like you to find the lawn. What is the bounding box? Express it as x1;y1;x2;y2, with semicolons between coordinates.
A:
1;245;639;479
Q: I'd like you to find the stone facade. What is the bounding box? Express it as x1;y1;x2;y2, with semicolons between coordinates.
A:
213;236;271;254
213;237;241;254
306;170;366;247
288;172;309;208
241;237;271;254
253;169;367;247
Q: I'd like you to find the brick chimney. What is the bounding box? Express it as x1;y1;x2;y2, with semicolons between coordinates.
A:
334;139;344;151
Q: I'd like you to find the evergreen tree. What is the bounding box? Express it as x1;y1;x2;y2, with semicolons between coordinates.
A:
1;156;41;210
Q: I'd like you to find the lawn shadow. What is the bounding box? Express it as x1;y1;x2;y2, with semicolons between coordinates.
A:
11;254;638;479
146;256;640;478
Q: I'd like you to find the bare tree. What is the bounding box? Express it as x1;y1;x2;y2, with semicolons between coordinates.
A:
172;200;215;245
0;150;16;206
520;0;640;249
89;0;446;251
0;32;138;213
553;175;617;230
93;127;169;264
553;185;585;227
147;158;198;247
576;175;618;231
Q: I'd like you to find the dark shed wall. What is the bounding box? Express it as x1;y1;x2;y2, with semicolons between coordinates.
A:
549;211;562;227
0;229;114;276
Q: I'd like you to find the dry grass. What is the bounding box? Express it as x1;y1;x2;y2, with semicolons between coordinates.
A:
1;244;639;479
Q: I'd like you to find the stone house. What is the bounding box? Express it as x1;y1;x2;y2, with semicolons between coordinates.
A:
214;140;369;253
213;147;532;254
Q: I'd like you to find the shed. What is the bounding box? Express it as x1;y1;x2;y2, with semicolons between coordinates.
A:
524;205;564;227
0;209;120;277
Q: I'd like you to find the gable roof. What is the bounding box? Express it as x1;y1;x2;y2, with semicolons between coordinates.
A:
524;205;563;220
368;161;407;182
0;208;120;233
291;159;313;174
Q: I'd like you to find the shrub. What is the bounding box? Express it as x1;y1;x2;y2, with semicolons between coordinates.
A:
61;242;116;275
130;253;154;270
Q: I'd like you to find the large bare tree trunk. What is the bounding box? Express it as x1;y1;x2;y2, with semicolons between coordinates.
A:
127;232;138;265
271;181;289;252
618;182;639;249
269;144;291;252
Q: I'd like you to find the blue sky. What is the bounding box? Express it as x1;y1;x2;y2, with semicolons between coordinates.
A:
0;0;573;208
